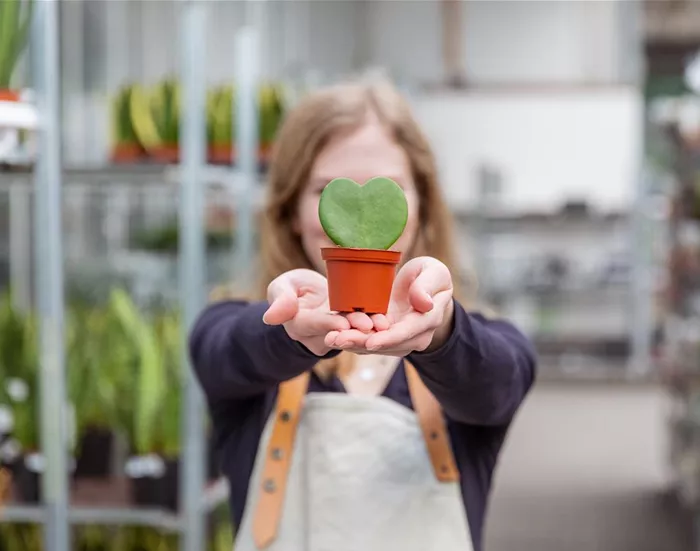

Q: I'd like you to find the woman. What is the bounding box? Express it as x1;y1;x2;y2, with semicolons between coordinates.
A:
190;78;537;551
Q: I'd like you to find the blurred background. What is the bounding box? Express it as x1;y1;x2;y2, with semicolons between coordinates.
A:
1;0;700;550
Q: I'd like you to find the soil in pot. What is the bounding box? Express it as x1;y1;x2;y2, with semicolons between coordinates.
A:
322;247;400;315
74;427;114;479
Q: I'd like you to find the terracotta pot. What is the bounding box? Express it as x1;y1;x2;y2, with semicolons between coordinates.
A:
111;143;144;164
322;247;401;315
0;90;20;102
208;144;233;165
150;144;179;164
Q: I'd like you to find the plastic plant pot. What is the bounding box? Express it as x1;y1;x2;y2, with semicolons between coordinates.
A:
322;247;400;314
318;177;408;315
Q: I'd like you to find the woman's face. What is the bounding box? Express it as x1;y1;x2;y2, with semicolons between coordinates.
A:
294;120;420;274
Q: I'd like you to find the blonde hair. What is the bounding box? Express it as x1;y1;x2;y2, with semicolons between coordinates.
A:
217;78;470;379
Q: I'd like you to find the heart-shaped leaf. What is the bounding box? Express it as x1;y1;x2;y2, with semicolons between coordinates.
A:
318;176;408;250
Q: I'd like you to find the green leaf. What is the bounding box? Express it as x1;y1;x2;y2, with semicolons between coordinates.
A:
0;0;33;89
318;176;408;250
109;288;166;455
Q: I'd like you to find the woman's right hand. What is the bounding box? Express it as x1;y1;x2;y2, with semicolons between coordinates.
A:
262;269;373;356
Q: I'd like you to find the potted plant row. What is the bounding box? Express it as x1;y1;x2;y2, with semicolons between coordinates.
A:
110;78;287;169
0;289;220;511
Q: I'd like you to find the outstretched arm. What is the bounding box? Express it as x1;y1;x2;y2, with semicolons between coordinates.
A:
189;300;340;402
408;302;537;426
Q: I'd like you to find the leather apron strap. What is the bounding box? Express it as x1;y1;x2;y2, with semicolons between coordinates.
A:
404;362;460;482
251;360;459;549
252;372;310;549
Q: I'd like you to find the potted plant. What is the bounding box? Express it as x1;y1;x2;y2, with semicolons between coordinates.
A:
319;177;408;314
67;304;120;479
0;294;42;503
109;288;183;511
128;80;179;164
257;82;284;168
207;85;234;165
0;0;33;98
110;84;145;164
149;78;180;163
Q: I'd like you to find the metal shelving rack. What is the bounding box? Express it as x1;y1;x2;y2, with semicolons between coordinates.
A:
0;1;261;550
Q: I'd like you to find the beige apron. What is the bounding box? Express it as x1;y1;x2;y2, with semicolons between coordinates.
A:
234;362;474;551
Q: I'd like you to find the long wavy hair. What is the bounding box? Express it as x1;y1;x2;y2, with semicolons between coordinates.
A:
215;78;470;379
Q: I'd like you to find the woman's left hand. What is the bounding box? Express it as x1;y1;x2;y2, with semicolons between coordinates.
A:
325;257;455;356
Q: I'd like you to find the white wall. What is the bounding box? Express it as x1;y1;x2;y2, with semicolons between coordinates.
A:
461;1;621;85
412;89;643;212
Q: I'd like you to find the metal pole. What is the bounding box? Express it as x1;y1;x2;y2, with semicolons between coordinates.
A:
32;1;70;550
626;0;652;378
9;182;32;312
233;26;259;287
629;167;652;377
179;1;208;551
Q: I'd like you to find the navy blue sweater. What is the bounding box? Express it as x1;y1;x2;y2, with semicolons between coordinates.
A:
189;299;537;551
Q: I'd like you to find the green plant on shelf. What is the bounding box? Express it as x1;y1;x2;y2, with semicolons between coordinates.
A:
110;77;289;163
0;0;33;90
128;79;181;156
110;84;143;157
66;300;126;451
0;293;39;451
258;81;285;151
208;84;234;153
109;288;172;457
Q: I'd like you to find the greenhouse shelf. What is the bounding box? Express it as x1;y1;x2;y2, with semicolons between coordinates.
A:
656;100;700;551
1;506;182;531
1;478;229;529
2;1;258;550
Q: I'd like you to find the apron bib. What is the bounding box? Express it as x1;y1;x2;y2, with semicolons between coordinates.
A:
234;362;474;551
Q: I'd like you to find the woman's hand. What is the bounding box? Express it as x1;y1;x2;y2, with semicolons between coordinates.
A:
325;257;455;356
263;269;374;356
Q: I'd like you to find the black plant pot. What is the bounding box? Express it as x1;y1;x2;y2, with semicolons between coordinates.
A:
9;455;41;503
74;427;114;479
162;458;180;512
128;455;180;512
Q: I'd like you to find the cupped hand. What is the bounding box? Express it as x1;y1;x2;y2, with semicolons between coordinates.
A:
263;269;375;356
325;257;455;356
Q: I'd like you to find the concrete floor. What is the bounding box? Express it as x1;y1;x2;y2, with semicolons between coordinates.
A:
484;380;695;551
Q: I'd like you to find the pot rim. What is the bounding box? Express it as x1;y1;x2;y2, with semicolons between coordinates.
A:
321;246;401;264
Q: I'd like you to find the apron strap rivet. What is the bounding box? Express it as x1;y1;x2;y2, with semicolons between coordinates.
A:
279;410;291;422
271;447;284;460
263;479;277;493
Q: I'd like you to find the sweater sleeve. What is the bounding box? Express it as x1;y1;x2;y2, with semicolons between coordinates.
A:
407;300;537;426
189;300;340;402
